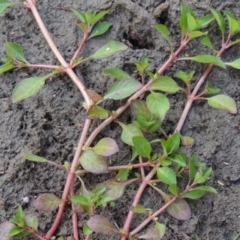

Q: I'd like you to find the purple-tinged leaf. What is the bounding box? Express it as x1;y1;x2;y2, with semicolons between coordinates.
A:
0;221;15;240
87;105;109;119
87;215;117;234
139;222;166;239
33;193;62;212
180;135;194;146
72;201;86;214
167;198;191;220
101;178;137;201
86;89;103;103
80;150;108;174
93;137;119;157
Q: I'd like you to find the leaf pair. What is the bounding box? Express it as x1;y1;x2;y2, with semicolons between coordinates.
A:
0;0;17;13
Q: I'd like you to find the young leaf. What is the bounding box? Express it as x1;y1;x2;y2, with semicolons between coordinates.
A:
0;0;17;13
168;184;179;196
0;62;15;74
157;167;177;185
87;215;117;234
176;70;195;84
188;31;207;40
91;11;109;27
23;153;47;163
12;75;49;103
183;55;225;68
87;105;109;119
139;222;165;239
93;137;119;157
131;204;149;214
225;58;240;69
4;42;27;63
86;89;103;103
80;150;108;174
25;215;38;231
115;169;129;181
204;81;220;95
71;8;87;23
201;36;214;50
155;24;172;45
33;193;62;212
146;92;170;120
134;57;149;74
193;185;217;193
92;41;128;59
180;135;195;146
167;199;191;220
71;195;91;207
83;222;93;235
206;94;237;114
8;227;26;237
118;122;143;146
171;154;187;167
187;13;197;31
104;68;131;79
88;21;112;39
0;221;15;240
132;136;152;158
189;153;197;181
182;190;205;199
210;8;225;35
196;16;214;30
104;79;141;100
179;2;191;36
150;76;180;93
225;11;240;35
164;132;181;155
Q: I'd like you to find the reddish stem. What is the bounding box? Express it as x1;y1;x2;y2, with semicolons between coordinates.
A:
175;34;232;132
45;119;91;239
70;186;79;240
25;64;59;69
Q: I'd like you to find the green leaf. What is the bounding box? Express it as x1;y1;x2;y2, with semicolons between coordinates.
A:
85;11;96;25
12;75;49;103
91;11;109;27
87;105;109;119
71;195;91;206
132;136;152;158
104;68;131;79
225;11;240;35
171;154;186;167
188;31;207;40
87;215;117;234
229;39;240;47
187;13;197;31
80;150;108;174
196;16;214;30
155;24;172;45
204;81;220;95
157;167;177;185
131;204;149;214
176;70;195;84
194;171;207;184
71;8;87;22
180;135;194;146
23;153;47;163
167;199;191;220
83;222;93;235
189;153;197;181
93;137;119;157
33;193;62;212
207;94;237;114
182;190;205;199
92;41;128;59
192;185;217;193
118;122;143;146
184;55;225;68
134;57;149;74
210;8;225;34
77;22;88;32
4;42;27;63
115;169;129;181
163;132;181;155
0;62;14;74
146;92;170;120
8;227;26;237
0;0;17;13
168;184;179;196
104;79;141;100
15;206;25;224
225;58;240;69
201;36;214;50
88;21;112;39
150;76;180;93
179;2;191;36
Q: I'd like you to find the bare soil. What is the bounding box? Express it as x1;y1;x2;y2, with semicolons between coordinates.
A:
1;0;240;239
